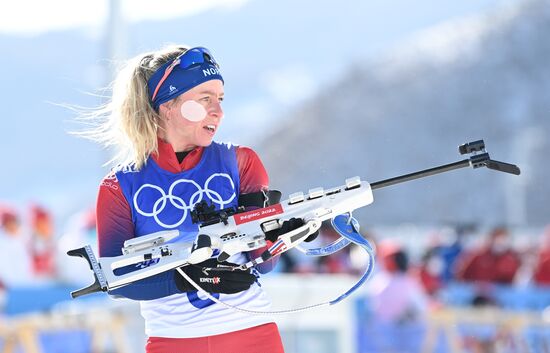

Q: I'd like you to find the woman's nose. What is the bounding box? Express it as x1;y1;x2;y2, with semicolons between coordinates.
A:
209;101;223;119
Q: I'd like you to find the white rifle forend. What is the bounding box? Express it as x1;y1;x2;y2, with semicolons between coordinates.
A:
68;177;374;298
68;230;195;297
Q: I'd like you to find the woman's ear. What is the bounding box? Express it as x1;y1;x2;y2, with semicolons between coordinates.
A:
158;101;175;121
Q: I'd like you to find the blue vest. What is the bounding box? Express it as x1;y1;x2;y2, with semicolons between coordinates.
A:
116;142;240;242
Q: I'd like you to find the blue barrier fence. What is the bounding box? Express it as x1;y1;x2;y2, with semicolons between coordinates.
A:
0;285;110;353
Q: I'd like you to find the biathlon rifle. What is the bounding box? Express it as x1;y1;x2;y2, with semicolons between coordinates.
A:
68;139;519;299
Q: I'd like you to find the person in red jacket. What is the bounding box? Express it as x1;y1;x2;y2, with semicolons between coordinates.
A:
0;206;33;286
532;225;550;286
29;204;57;280
455;226;521;284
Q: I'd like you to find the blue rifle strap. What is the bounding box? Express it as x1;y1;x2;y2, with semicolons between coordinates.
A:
328;213;376;305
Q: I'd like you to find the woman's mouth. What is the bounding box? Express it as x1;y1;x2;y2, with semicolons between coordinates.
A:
204;124;216;134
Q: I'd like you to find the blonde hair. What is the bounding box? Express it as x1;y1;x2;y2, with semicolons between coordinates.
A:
76;45;188;170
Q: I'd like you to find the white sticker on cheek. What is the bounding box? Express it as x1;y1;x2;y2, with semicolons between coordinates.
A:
180;100;207;122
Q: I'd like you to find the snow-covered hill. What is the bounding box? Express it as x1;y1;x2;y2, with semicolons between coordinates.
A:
259;0;549;226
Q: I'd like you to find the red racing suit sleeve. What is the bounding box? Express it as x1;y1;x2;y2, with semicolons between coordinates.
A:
235;146;278;274
96;176;180;299
96;146;277;299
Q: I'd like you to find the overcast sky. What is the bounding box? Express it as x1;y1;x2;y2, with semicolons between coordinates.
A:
0;0;249;35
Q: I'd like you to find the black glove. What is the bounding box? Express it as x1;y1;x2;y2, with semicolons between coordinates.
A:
264;218;319;243
174;258;256;294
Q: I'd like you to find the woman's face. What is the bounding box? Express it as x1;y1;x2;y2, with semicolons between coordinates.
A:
159;79;224;152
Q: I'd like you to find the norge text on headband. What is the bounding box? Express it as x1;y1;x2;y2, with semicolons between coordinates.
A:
148;47;224;111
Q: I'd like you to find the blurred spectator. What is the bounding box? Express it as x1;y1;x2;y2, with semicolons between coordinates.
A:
276;244;317;274
416;225;472;296
0;280;5;314
56;207;100;285
0;205;33;286
369;241;428;323
455;226;521;284
417;247;444;296
438;224;473;282
532;225;550;286
276;252;299;273
28;204;57;280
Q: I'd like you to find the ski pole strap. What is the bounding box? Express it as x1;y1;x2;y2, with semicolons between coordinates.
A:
295;236;351;256
327;213;375;305
293;214;375;303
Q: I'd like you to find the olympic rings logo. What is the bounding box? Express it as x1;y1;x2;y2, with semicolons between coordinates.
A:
133;173;236;229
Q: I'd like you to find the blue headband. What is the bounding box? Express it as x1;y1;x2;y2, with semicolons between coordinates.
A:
147;47;224;110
